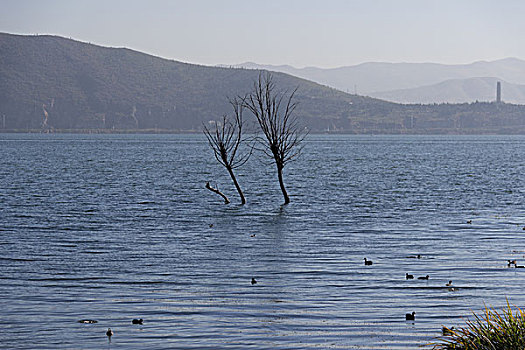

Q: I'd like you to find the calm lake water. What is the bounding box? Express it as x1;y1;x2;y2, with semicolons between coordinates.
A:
1;133;524;349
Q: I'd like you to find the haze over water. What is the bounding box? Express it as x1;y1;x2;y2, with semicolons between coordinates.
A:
1;133;524;349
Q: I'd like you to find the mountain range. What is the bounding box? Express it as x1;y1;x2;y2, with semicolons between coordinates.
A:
371;77;525;104
228;59;525;104
2;32;525;134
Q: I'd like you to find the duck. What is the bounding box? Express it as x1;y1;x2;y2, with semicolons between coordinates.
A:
405;311;416;321
406;254;421;259
78;319;97;324
508;260;517;267
466;220;472;224
406;273;414;280
251;277;257;285
516;265;525;268
445;280;453;287
364;258;373;266
132;318;143;325
106;328;113;338
417;275;429;280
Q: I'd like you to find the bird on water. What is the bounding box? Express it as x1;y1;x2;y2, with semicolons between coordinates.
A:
364;258;373;266
446;280;453;287
406;273;414;280
418;275;429;280
251;278;257;285
106;328;113;341
132;318;143;325
78;319;97;324
405;312;416;321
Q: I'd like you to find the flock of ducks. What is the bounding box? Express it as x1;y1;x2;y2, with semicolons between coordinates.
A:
363;254;464;322
79;318;144;342
96;276;265;341
96;220;525;340
404;273;430;280
364;253;524;323
105;319;143;341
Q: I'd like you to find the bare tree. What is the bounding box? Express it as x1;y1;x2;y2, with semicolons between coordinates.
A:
244;72;307;205
203;98;251;204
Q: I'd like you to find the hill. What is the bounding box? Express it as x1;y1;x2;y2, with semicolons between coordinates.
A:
370;77;525;104
230;59;525;102
0;32;383;132
2;33;525;134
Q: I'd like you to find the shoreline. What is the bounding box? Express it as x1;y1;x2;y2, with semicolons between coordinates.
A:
3;127;525;135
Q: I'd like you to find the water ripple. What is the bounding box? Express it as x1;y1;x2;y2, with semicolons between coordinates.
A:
0;134;524;349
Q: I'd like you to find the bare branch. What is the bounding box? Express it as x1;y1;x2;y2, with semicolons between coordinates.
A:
205;182;230;204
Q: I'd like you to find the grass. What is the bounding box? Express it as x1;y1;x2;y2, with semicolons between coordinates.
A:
430;300;525;350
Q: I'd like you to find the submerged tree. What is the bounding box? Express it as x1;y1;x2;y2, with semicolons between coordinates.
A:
203;98;251;204
243;72;307;205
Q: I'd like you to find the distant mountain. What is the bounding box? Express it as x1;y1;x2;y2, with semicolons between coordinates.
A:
370;77;525;104
2;32;525;134
228;59;525;99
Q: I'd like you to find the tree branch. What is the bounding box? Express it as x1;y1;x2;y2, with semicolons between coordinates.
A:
205;182;230;204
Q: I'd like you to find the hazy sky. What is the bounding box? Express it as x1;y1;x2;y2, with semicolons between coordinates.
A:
1;0;523;68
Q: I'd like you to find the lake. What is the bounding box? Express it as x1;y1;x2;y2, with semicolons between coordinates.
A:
1;133;524;349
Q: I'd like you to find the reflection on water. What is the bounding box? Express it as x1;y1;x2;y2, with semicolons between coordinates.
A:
0;133;524;349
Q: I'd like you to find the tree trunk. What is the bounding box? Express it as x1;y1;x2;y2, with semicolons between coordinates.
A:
277;165;290;205
227;167;246;205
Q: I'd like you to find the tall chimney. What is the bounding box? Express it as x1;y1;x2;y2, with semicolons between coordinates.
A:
496;81;501;103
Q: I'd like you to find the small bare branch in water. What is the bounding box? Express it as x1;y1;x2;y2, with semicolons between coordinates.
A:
205;182;230;204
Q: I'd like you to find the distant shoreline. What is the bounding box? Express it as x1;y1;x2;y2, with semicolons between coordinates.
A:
3;128;525;135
